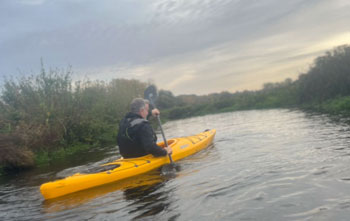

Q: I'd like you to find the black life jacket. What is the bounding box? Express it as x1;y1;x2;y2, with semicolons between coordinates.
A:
119;117;147;142
117;113;150;158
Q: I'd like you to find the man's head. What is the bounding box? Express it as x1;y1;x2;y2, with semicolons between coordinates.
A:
130;98;149;119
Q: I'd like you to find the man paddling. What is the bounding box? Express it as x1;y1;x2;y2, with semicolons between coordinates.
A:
117;98;172;158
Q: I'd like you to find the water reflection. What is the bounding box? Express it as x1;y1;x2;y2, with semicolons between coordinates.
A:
124;182;171;219
42;170;167;214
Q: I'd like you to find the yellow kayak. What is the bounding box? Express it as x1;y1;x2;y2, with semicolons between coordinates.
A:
40;129;216;200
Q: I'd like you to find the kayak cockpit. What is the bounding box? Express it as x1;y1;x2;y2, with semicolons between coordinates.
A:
157;139;177;148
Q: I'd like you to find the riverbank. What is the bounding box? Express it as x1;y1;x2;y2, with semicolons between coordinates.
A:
302;96;350;116
161;95;350;121
1;98;349;177
0;72;146;172
34;143;92;166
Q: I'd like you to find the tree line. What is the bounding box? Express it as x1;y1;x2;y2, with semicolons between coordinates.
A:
157;45;350;119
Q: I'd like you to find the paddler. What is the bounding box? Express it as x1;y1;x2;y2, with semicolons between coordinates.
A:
117;98;172;158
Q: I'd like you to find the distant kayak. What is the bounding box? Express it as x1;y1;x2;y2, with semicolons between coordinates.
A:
40;129;216;200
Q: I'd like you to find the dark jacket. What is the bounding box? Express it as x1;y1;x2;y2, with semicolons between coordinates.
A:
117;112;167;158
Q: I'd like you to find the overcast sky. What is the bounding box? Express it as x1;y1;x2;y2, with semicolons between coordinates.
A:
1;0;349;95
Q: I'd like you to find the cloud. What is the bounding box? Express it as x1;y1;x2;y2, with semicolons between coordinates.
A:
1;0;350;95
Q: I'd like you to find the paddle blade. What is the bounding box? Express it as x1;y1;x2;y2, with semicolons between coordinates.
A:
161;163;181;176
144;85;158;104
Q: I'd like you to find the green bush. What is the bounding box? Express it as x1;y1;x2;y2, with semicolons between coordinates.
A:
0;66;147;169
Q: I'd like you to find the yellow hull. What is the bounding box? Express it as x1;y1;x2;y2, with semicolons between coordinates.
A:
40;129;216;200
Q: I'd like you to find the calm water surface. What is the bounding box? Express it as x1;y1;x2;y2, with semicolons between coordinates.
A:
1;109;350;220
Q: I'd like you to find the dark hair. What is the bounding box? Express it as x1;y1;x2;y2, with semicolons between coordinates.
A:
130;98;149;113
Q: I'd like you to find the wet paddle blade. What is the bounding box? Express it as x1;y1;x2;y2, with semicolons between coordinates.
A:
161;163;181;176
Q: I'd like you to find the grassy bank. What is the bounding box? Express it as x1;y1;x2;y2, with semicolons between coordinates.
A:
0;68;146;171
161;95;350;121
302;96;350;116
34;143;92;166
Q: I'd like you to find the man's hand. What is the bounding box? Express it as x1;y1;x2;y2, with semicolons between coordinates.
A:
151;108;160;117
165;146;172;155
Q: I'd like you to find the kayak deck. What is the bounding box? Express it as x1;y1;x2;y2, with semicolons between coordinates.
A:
40;129;216;200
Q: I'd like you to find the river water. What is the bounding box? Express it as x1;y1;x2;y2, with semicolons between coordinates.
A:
1;109;350;220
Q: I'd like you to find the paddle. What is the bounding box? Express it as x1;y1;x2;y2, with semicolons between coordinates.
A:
144;85;175;167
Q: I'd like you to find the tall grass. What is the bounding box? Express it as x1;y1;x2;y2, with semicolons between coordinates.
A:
0;67;147;170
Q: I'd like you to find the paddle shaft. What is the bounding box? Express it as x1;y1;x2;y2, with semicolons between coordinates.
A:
155;114;174;163
147;96;174;164
144;85;174;164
